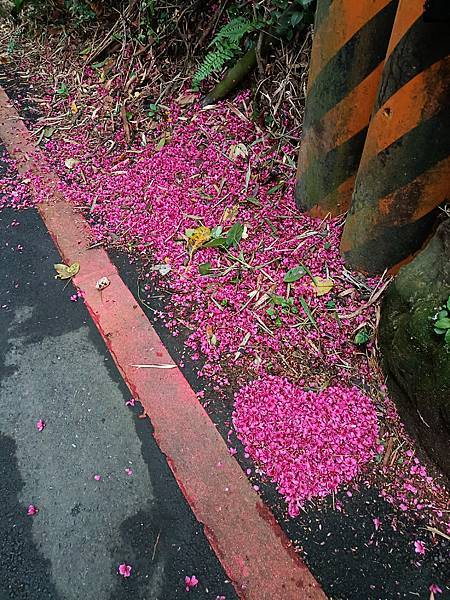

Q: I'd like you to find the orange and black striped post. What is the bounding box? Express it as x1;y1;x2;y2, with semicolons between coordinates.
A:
341;0;450;273
295;0;398;217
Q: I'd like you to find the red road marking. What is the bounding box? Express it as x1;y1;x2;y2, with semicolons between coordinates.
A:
0;86;326;600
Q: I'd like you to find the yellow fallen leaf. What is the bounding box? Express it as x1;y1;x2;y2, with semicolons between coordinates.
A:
54;262;80;280
221;204;239;223
312;276;334;297
70;101;78;115
187;226;211;255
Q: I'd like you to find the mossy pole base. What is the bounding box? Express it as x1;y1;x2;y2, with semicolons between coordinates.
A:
379;220;450;478
341;0;450;274
295;0;398;217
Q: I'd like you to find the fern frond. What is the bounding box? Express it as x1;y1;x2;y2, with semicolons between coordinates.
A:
192;45;237;89
211;16;258;46
193;16;261;89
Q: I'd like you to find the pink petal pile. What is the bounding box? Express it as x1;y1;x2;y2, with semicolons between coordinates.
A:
36;95;375;392
233;377;378;516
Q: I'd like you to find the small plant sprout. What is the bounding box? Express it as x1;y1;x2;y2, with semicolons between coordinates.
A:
432;295;450;346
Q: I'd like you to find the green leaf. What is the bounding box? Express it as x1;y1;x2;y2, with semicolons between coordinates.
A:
435;318;450;330
291;12;303;27
354;330;370;345
226;221;244;248
299;295;318;330
198;262;212;275
92;59;107;69
268;182;284;195
434;327;446;335
447;296;450;310
156;136;168;151
211;225;223;238
437;310;448;319
56;82;68;97
43;126;55;139
204;237;227;248
271;295;286;306
326;300;336;309
445;329;450;345
245;196;261;207
283;265;307;283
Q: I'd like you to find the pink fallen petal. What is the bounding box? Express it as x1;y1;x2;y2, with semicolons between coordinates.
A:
94;475;101;481
414;540;426;555
429;583;442;594
125;468;133;476
118;563;132;578
36;419;46;432
185;575;199;591
125;398;135;406
228;447;237;456
373;518;381;531
27;504;38;516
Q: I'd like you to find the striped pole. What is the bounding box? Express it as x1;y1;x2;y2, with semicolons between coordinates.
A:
295;0;398;217
341;0;450;273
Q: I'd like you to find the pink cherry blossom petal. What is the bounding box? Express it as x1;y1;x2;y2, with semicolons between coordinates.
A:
185;575;198;591
118;563;132;577
414;540;426;555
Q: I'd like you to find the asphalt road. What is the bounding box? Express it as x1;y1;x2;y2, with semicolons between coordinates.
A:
0;187;236;599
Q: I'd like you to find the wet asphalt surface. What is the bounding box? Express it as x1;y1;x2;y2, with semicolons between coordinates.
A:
0;197;237;600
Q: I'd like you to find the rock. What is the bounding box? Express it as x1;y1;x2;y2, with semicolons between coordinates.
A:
379;220;450;478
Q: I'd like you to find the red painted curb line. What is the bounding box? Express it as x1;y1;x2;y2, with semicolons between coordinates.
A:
0;87;325;600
